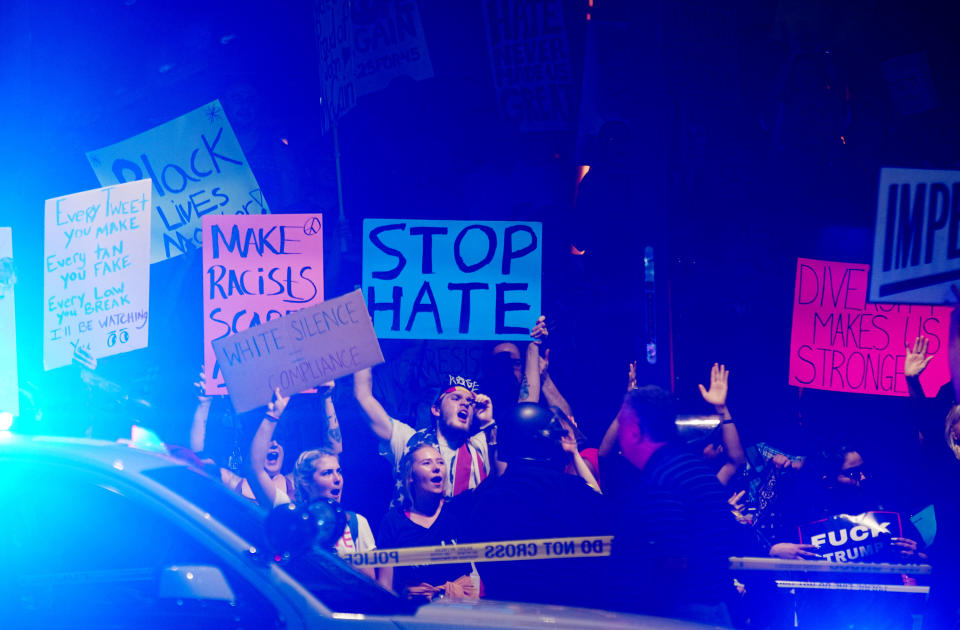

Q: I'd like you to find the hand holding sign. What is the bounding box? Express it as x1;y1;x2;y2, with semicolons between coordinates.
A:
770;543;821;560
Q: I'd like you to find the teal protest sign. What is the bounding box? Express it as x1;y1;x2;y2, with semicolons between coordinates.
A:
362;219;542;340
87;100;269;263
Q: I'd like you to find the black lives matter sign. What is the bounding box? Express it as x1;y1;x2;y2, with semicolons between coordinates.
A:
870;167;960;304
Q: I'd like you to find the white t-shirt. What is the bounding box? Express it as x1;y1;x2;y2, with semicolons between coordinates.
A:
273;489;375;553
384;418;490;497
335;513;375;554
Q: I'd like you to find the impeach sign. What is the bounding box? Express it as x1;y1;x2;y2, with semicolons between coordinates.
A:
202;214;325;394
870;167;960;304
362;219;542;340
788;258;951;396
212;290;383;413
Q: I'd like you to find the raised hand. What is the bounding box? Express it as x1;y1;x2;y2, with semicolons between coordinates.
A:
626;360;638;392
530;315;548;342
698;363;729;409
267;387;291;420
474;393;494;427
193;366;212;404
904;336;934;378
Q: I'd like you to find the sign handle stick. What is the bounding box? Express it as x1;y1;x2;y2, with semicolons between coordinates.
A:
332;118;351;256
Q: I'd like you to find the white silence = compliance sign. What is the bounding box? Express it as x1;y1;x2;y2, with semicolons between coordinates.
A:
870;167;960;304
212;289;384;413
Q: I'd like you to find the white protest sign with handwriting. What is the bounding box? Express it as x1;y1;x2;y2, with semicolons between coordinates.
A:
43;180;152;370
87;100;269;263
0;228;18;414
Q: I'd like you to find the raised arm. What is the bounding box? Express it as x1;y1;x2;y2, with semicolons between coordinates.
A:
352;367;394;441
539;348;574;417
518;316;547;403
246;388;290;509
904;335;933;399
189;368;213;453
698;363;745;485
317;381;342;454
598;361;637;457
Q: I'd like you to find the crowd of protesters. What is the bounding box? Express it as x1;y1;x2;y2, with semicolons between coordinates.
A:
32;311;960;629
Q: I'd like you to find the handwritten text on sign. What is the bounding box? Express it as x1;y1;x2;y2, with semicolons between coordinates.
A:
362;219;542;340
202;214;325;394
212;290;384;413
0;228;18;415
870;167;960;304
482;0;573;132
87;100;269;263
788;258;951;396
43;180;152;370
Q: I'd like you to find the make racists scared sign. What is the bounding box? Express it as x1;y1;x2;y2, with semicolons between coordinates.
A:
203;214;324;394
362;219;542;340
788;258;951;396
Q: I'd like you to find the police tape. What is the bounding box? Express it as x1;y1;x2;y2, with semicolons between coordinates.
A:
339;536;614;568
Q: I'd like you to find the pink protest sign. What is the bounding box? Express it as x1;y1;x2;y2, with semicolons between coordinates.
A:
789;258;951;396
203;214;324;394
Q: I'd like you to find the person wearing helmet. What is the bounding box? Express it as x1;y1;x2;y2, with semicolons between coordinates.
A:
458;402;608;608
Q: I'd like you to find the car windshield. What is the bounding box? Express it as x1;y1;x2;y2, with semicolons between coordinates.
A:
143;466;416;616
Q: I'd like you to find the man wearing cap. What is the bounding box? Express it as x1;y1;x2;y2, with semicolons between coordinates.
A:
353;367;495;499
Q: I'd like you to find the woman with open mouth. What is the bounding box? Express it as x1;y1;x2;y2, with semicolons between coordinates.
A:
376;444;479;601
248;386;377;578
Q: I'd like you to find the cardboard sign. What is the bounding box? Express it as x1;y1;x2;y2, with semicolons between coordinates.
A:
799;511;902;563
0;228;18;415
43;180;152;370
202;214;325;394
483;0;573;132
870;167;960;304
87;100;269;263
788;258;951;396
212;290;383;413
362;219;542;340
314;0;433;132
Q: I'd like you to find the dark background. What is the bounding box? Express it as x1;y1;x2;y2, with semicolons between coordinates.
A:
2;0;959;525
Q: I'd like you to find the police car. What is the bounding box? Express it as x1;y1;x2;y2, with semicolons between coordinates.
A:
0;433;714;629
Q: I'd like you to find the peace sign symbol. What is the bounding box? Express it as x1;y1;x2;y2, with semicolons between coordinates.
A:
304;217;322;236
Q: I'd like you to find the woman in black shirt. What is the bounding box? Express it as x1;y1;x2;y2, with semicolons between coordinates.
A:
377;444;477;601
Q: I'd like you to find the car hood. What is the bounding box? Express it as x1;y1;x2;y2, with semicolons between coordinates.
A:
395;598;721;629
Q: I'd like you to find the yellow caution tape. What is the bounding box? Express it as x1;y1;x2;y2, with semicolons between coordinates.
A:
730;556;931;575
339;535;614;568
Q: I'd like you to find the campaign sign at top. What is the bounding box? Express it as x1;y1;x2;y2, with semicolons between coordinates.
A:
362;219;542;340
870;167;960;304
43;180;152;370
87;100;269;263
